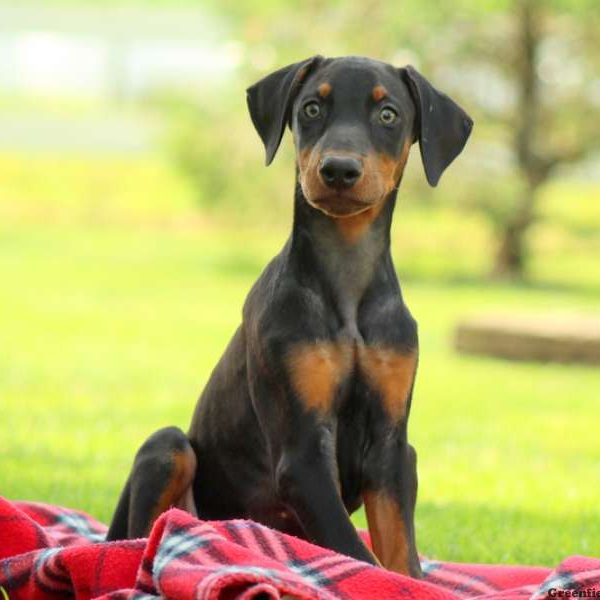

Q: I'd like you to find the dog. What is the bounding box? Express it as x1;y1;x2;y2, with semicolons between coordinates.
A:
106;55;473;579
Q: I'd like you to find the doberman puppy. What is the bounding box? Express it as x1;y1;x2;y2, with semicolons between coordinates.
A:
107;55;472;578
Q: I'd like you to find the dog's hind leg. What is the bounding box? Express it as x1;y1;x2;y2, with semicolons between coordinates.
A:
106;426;197;540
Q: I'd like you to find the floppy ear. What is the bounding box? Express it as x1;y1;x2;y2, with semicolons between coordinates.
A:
247;56;323;165
401;66;473;187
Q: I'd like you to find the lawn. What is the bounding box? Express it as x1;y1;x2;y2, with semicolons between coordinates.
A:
1;153;599;567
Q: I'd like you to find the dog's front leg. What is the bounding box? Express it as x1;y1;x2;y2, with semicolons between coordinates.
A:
246;339;376;566
276;420;375;564
363;430;422;578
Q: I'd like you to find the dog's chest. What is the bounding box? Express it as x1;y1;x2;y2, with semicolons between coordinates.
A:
287;337;417;423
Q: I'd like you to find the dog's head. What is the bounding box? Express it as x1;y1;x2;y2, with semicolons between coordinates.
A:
247;56;473;218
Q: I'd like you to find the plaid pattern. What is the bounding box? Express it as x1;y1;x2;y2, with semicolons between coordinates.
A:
0;497;598;599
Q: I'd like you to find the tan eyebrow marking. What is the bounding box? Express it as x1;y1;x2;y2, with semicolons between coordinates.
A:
372;85;388;102
318;82;332;98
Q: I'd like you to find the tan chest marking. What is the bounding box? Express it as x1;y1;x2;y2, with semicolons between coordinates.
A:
363;490;411;575
287;342;353;413
358;346;417;421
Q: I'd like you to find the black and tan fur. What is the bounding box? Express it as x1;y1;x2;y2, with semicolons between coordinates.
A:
107;55;473;579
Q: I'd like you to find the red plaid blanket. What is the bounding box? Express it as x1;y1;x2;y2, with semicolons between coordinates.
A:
0;497;598;599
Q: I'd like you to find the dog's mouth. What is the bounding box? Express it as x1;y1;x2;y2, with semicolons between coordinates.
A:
305;193;374;218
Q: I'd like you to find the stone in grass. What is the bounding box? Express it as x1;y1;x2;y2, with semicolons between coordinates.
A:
454;313;600;365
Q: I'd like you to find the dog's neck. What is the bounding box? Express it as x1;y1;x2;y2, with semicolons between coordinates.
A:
288;180;398;334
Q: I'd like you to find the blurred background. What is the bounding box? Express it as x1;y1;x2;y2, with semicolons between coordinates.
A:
1;0;599;566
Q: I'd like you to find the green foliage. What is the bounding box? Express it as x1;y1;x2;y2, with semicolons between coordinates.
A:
155;90;298;222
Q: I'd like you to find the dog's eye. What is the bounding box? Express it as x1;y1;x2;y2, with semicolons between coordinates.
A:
379;107;398;125
303;102;321;119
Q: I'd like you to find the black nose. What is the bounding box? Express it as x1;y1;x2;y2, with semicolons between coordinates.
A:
319;156;362;190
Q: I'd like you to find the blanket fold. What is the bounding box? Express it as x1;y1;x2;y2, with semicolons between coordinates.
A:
0;497;597;599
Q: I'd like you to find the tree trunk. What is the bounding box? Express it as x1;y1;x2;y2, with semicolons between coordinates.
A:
492;182;538;280
492;219;529;280
491;0;542;281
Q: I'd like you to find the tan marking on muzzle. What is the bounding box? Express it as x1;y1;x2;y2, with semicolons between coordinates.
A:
297;140;412;242
335;141;413;243
377;139;412;194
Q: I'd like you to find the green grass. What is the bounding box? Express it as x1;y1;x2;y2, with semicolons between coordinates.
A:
1;153;599;567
